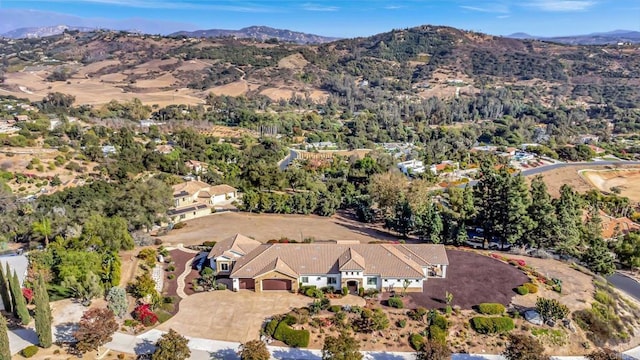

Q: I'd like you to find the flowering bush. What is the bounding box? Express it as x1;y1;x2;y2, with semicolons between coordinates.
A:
22;288;33;304
133;304;158;326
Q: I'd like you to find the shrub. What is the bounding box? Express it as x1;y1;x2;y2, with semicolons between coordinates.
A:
358;287;364;297
216;283;227;290
154;238;163;245
166;264;176;272
429;324;447;344
273;321;310;347
408;307;427;321
21;345;38;358
342;286;348;296
478;303;506;315
397;319;407;328
430;313;449;330
388;296;404;309
167;274;175;280
445;305;452;315
410;333;425;350
156;310;172;323
329;305;342;313
523;283;539;294
516;286;529;295
172;222;187;230
133;304;159;327
124;319;139;327
536;297;569;322
202;241;216;247
470;317;515;334
305;287;323;298
265;319;279;337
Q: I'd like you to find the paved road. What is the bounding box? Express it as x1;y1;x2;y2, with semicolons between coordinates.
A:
461;160;640;187
608;272;640;302
278;149;298;170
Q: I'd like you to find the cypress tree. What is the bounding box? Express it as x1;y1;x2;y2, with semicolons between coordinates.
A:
0;314;11;360
34;275;52;348
10;271;29;325
0;264;11;314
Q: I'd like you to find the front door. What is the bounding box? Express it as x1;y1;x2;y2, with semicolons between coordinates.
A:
347;280;358;294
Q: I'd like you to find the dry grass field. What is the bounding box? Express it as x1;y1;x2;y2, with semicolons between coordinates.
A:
159;211;397;246
581;169;640;202
525;164;640;198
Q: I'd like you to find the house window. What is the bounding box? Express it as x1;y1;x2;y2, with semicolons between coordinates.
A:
327;277;337;285
301;276;309;283
220;263;229;271
367;277;377;286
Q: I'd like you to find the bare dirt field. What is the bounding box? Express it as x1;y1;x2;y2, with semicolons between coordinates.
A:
159;212;397;246
156;291;312;343
389;250;529;310
525;164;640;198
581;169;640;202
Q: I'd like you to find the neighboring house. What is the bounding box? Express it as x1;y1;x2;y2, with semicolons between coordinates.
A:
101;145;117;156
398;159;426;175
168;180;237;222
207;236;449;293
600;211;640;239
155;144;174;154
588;144;606;154
14;115;29;122
185;160;207;174
429;161;459;175
0;254;28;311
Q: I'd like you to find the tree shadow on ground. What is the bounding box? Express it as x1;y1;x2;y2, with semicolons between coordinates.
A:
452;354;498;359
209;347;239;360
54;322;77;343
134;339;156;355
272;348;322;360
367;352;407;360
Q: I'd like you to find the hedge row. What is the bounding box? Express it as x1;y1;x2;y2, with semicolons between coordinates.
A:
470;316;514;334
273;321;310;347
477;303;505;315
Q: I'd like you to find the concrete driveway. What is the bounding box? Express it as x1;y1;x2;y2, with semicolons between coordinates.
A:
157;290;312;342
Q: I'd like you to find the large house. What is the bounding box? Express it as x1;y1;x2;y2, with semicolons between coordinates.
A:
168;180;237;222
207;234;449;293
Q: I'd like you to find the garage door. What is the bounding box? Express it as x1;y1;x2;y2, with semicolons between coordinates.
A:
262;279;292;291
239;279;255;290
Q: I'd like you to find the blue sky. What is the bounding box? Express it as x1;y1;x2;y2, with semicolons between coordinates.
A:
0;0;639;37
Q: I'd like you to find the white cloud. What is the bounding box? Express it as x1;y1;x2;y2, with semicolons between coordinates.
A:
384;5;406;10
524;0;597;12
460;3;510;14
302;3;339;11
10;0;278;12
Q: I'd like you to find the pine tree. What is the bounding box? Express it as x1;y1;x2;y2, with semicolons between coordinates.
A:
0;314;11;360
527;175;558;249
553;185;583;256
384;197;414;238
10;270;29;325
415;203;443;244
34;275;52;348
474;163;503;248
0;264;11;314
500;173;532;247
581;208;616;275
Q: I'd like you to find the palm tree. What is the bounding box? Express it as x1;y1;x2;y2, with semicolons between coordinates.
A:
32;218;52;247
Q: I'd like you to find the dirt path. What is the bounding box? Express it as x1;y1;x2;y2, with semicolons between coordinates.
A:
159;212;398;246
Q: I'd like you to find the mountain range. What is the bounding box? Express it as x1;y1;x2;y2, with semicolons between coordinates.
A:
508;30;640;45
169;26;340;44
1;25;95;39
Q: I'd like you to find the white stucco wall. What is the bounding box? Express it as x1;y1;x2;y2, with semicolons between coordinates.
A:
382;278;423;292
300;274;340;290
